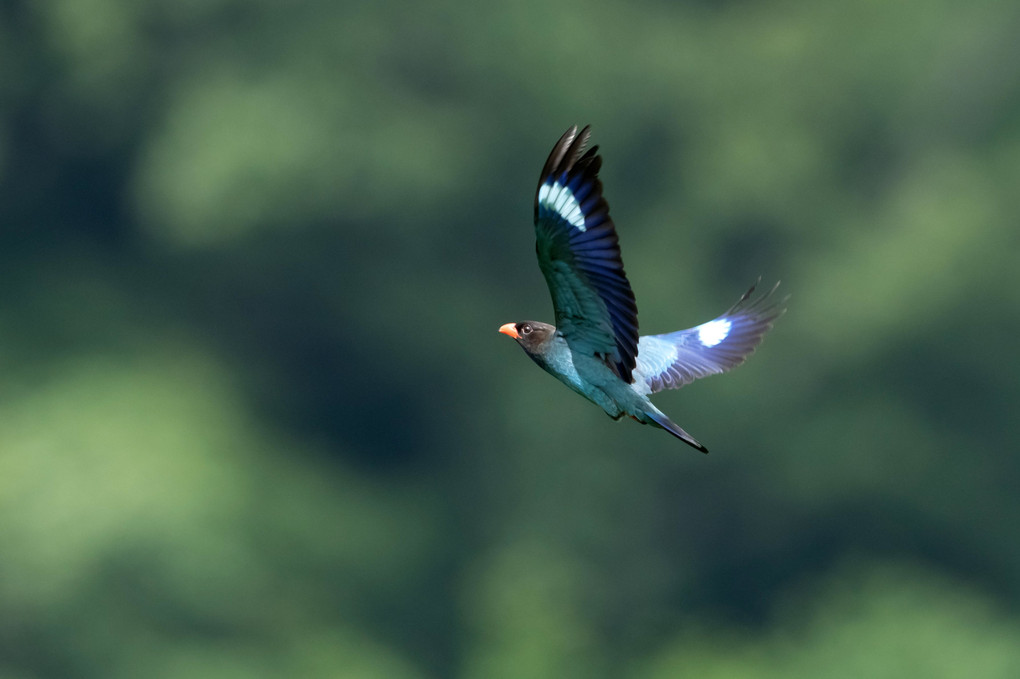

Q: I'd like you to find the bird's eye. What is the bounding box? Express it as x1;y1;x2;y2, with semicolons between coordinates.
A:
521;324;532;335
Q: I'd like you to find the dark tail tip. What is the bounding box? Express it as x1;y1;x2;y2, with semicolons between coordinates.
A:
644;410;709;454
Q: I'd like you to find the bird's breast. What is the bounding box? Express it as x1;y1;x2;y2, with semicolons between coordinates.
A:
534;335;584;389
535;337;627;418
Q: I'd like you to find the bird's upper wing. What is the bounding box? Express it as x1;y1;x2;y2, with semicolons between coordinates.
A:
632;281;786;395
534;125;639;382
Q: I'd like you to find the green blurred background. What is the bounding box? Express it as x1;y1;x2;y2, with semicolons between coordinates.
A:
2;0;1020;676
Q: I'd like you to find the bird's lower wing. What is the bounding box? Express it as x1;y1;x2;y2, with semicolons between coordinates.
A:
632;280;786;395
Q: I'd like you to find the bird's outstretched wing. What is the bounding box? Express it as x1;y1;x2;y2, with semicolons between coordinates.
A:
534;125;639;382
632;281;786;395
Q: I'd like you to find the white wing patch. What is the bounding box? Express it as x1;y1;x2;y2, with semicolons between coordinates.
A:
538;181;586;230
696;318;731;347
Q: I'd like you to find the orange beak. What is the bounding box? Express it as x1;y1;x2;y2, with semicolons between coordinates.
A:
498;323;519;339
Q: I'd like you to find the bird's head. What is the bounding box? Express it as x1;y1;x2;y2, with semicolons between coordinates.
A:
498;321;555;355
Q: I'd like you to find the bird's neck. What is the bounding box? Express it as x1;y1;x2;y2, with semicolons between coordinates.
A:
526;331;569;373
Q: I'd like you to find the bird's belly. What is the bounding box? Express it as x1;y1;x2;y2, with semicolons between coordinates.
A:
543;350;627;418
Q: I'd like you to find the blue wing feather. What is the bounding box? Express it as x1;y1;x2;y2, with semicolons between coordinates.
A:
632;281;786;395
534;126;639;382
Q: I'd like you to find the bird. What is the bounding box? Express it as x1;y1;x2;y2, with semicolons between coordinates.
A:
499;125;786;453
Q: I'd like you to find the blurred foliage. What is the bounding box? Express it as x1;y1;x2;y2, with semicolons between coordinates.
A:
2;0;1020;676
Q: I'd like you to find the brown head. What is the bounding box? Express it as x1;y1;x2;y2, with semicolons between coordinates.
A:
498;321;556;357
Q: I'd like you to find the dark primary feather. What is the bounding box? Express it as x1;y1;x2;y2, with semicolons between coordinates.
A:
533;125;640;383
633;280;787;395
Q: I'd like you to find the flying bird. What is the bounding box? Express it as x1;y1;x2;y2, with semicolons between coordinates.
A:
499;125;785;453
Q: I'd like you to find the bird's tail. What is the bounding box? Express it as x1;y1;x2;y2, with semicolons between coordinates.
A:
643;408;708;454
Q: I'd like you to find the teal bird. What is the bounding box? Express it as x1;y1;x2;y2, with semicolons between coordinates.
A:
499;125;785;453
